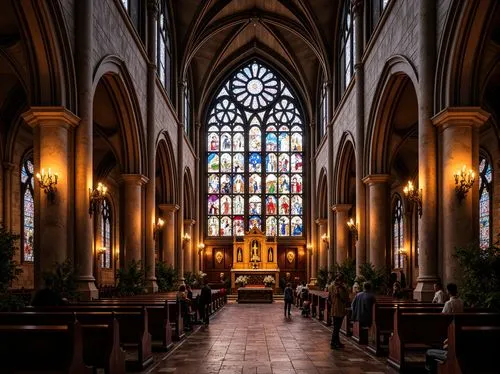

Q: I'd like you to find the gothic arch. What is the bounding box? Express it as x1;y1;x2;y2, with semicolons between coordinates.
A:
365;55;419;175
92;55;146;175
317;167;328;219
334;132;356;203
155;132;177;204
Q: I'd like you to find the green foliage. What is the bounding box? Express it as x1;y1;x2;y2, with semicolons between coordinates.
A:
359;262;388;294
0;226;22;292
183;271;207;288
317;267;329;290
116;260;146;296
454;243;500;311
155;261;178;292
43;259;80;301
0;292;25;311
334;258;357;289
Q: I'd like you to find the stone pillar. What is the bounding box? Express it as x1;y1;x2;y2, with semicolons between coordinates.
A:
121;174;148;265
2;162;15;230
332;204;352;264
177;82;186;280
309;122;316;283
363;174;390;268
194;122;201;273
159;204;179;266
22;107;79;288
74;0;98;299
353;0;366;274
183;219;195;274
433;107;489;284
316;218;328;270
415;0;438;301
144;0;159;293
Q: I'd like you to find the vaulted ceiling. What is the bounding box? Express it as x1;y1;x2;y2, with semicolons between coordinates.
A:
172;0;340;121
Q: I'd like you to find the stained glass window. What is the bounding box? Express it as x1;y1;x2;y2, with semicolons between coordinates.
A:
392;197;403;269
479;156;493;249
100;199;112;268
21;155;34;262
339;0;354;94
207;61;304;237
157;1;172;97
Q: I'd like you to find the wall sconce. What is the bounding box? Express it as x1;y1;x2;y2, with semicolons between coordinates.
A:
89;182;108;216
321;233;329;246
153;218;165;240
97;247;106;257
403;180;423;217
454;165;475;201
183;233;191;244
346;218;359;241
198;243;205;255
36;168;58;203
307;244;313;256
298;248;305;256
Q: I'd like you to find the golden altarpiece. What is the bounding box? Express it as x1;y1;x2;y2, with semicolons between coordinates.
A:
230;227;279;290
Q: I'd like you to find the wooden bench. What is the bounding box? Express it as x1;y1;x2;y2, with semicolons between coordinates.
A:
438;318;500;374
0;322;92;374
28;305;152;371
388;311;498;372
0;312;126;374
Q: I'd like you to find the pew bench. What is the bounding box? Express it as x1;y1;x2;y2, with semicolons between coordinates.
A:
0;322;92;374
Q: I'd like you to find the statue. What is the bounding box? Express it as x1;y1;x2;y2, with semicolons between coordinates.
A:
237;247;243;262
268;248;273;262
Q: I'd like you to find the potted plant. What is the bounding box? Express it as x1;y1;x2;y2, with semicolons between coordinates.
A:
235;275;249;288
263;275;275;288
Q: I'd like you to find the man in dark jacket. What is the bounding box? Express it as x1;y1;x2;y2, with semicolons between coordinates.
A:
199;282;212;325
351;282;376;328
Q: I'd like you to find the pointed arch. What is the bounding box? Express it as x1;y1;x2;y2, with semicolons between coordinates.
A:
365;55;419;175
183;167;195;220
156;131;177;204
92;55;146;174
334;132;356;203
317;167;328;219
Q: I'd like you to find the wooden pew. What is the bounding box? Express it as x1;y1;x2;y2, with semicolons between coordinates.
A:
0;312;125;374
438;317;500;374
27;305;153;371
0;321;92;374
388;311;498;372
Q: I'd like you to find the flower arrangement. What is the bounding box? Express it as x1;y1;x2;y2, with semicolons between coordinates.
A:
263;275;275;287
235;275;249;287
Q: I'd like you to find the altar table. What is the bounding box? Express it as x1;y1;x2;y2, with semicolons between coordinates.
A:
237;287;273;303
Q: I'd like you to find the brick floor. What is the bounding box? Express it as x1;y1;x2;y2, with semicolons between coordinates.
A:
149;302;398;374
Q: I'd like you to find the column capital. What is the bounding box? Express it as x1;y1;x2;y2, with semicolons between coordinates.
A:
184;218;196;226
159;203;180;213
432;107;490;129
351;0;364;15
147;0;159;15
315;218;328;226
362;174;391;185
331;204;352;212
22;107;80;129
120;174;149;185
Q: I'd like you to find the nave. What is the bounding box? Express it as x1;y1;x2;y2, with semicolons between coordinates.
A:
151;302;394;374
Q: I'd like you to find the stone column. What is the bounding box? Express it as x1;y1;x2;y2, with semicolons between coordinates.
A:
363;174;390;268
433;107;489;284
74;0;98;299
316;218;328;270
144;0;159;293
183;219;195;273
2;162;15;230
177;82;186;279
415;0;438;301
309;122;316;283
194;122;201;273
22;107;79;288
332;204;352;264
121;174;148;265
159;204;179;266
353;0;366;274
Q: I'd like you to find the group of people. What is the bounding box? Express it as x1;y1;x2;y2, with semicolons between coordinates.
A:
176;281;213;328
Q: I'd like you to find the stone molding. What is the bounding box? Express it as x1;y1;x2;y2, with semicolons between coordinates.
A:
184;218;196;226
120;174;149;185
22;107;80;128
315;218;328;226
432;107;490;129
331;204;352;212
159;203;180;212
362;174;391;185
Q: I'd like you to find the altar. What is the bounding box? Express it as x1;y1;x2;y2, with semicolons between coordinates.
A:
237;287;273;303
230;227;279;292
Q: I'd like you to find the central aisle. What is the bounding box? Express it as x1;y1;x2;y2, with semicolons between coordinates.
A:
151;303;395;374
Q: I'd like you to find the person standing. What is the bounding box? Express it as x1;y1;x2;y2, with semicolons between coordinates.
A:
432;282;446;304
284;283;294;317
351;282;376;328
328;274;349;349
199;282;212;325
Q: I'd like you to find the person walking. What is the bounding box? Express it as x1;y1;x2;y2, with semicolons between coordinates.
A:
199;281;212;325
284;282;294;317
328;274;349;349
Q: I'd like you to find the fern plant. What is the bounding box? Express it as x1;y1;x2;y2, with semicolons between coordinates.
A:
155;261;178;292
317;267;330;290
0;226;24;311
359;262;388;294
116;260;146;296
42;259;80;301
334;258;357;289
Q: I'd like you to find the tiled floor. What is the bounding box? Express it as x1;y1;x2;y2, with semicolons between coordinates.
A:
149;302;398;374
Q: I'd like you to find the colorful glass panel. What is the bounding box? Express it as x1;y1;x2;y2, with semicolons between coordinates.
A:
21;157;34;262
206;61;304;236
479;156;492;249
100;199;112;268
392;197;404;269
